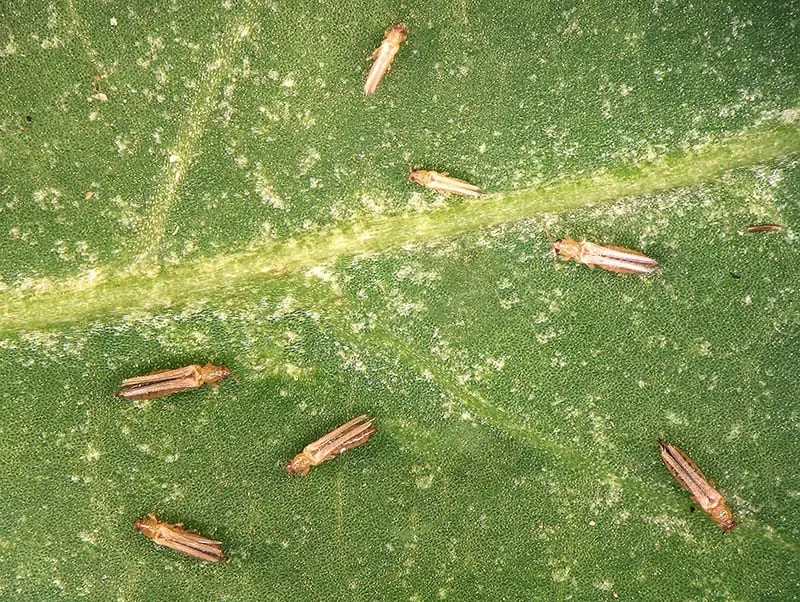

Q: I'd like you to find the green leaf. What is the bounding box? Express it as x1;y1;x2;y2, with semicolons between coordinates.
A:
1;1;798;599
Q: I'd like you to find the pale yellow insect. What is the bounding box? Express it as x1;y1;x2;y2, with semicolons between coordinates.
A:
659;440;736;531
409;170;482;197
549;236;659;274
134;514;226;562
284;414;376;476
117;363;231;401
364;25;407;95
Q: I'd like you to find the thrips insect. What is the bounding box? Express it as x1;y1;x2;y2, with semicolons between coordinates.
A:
409;170;482;197
134;514;226;562
746;224;783;232
117;363;231;401
548;235;659;274
659;440;736;531
285;414;377;476
365;25;407;95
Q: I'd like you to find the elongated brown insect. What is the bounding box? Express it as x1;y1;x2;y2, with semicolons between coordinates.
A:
364;24;407;95
548;235;659;274
409;170;482;197
285;414;376;476
134;514;226;562
117;363;231;401
746;224;783;232
659;440;736;531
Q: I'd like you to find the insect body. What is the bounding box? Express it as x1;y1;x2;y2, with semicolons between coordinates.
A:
134;514;226;562
364;25;407;95
746;224;783;232
550;238;658;274
117;363;231;401
658;440;736;531
409;170;482;197
285;414;376;476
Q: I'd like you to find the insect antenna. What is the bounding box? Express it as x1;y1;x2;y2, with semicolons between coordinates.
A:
543;227;555;247
543;227;559;261
403;154;415;183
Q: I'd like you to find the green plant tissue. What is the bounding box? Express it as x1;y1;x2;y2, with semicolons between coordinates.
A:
0;1;798;600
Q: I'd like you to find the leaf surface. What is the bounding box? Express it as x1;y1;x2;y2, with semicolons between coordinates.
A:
1;1;799;599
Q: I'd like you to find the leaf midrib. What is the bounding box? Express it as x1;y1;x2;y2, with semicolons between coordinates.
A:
2;119;799;333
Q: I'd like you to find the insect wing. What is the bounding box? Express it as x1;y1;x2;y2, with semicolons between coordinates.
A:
318;420;376;463
305;415;376;464
119;365;198;387
117;376;200;400
586;242;658;268
117;365;205;400
303;415;370;453
591;256;659;274
659;441;723;511
156;524;226;562
598;244;657;264
428;172;481;197
577;242;657;273
365;49;393;94
158;539;225;563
